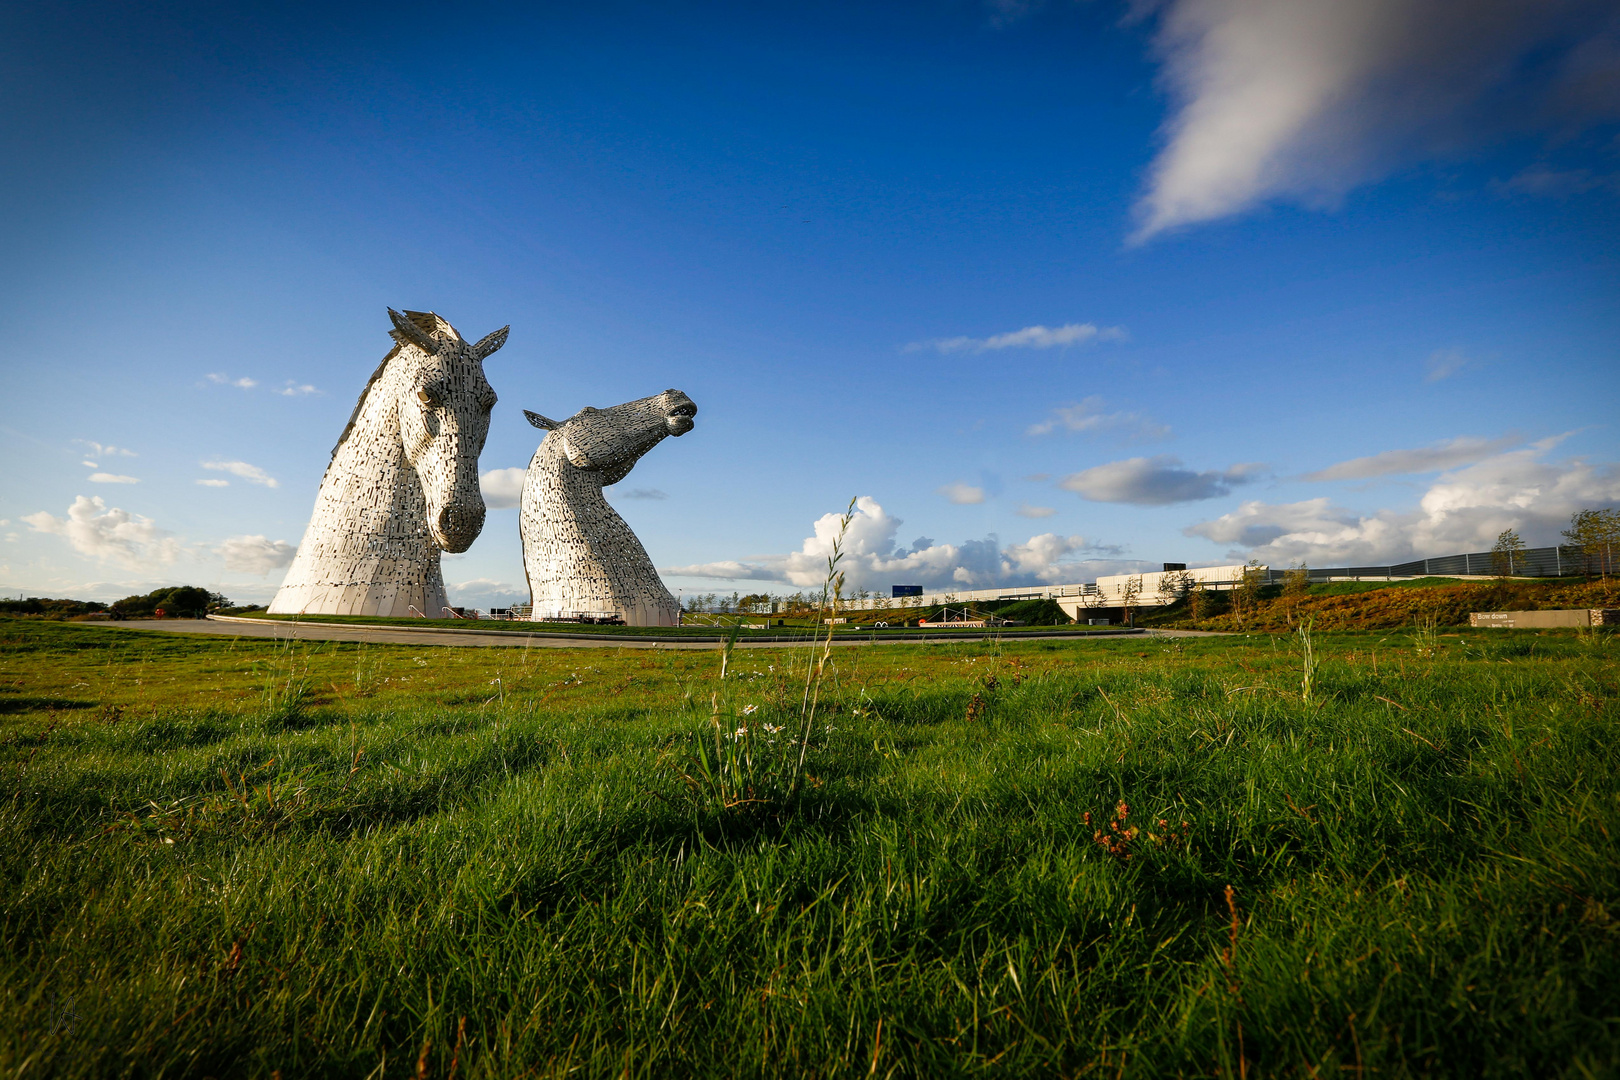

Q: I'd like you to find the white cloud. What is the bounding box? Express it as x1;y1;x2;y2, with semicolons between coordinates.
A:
1059;456;1265;505
904;322;1126;354
196;478;230;488
480;467;526;510
277;381;321;396
81;460;99;468
1015;503;1056;518
1424;348;1470;383
1132;0;1620;240
1027;396;1172;441
1187;440;1620;563
664;496;1123;589
22;496;180;569
618;488;668;500
218;535;297;575
937;482;986;505
203;460;279;488
207;373;258;389
88;473;139;484
1303;434;1523;481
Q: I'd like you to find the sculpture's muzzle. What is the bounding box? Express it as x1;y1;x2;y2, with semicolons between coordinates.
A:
434;504;485;553
665;400;697;437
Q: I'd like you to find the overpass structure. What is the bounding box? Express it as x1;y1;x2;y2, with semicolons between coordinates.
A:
827;543;1595;622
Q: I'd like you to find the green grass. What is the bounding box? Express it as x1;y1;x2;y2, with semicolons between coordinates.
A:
2;619;1617;1077
1302;575;1477;596
218;610;1117;637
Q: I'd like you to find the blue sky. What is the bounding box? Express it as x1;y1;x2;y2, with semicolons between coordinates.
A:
3;0;1617;606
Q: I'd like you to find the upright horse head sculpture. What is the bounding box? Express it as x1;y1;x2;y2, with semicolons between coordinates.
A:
519;389;697;626
268;309;507;617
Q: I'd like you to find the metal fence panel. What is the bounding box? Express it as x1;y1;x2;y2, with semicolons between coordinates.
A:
1289;545;1582;580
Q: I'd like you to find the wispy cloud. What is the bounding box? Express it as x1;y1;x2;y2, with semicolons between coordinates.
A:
1132;0;1620;241
937;482;986;505
88;472;139;484
619;488;669;500
1059;456;1266;505
202;460;278;488
218;535;297;575
448;578;530;607
1492;164;1620;198
207;373;258;389
195;478;230;488
1015;503;1056;518
1424;348;1470;383
904;322;1126;355
75;440;136;458
277;381;321;396
1303;434;1523;481
1027;396;1171;441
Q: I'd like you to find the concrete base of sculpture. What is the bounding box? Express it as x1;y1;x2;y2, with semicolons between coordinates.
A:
269;309;507;619
519;390;696;626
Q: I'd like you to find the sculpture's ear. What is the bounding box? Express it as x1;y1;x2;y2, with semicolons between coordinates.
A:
388;308;439;354
472;325;509;360
524;409;559;430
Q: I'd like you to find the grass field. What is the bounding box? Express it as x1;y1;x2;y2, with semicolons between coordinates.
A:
2;618;1617;1077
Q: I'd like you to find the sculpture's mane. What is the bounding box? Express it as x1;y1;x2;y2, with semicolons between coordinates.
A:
328;311;457;460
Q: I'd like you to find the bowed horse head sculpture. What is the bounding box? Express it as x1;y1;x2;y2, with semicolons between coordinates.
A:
386;308;506;551
519;389;697;626
267;309;508;618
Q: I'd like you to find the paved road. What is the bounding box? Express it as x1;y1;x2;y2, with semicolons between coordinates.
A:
72;618;1212;650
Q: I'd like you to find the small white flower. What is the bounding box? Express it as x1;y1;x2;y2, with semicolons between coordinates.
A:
735;727;748;738
743;704;757;715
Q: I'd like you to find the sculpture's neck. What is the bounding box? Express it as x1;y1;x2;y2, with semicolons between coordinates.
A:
535;439;620;523
310;365;429;546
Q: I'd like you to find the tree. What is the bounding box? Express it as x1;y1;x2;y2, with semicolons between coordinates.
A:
1232;559;1266;627
738;593;771;614
1563;508;1619;580
1282;562;1310;599
1120;575;1143;626
1160;570;1195;604
111;585;211;618
1186;577;1209;622
1491;528;1527;578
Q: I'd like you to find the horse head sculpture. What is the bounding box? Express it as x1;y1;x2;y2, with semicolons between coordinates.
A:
386;308;506;552
267;308;508;619
523;388;697;482
518;389;697;626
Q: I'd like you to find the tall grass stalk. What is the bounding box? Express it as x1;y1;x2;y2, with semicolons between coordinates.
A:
1297;616;1317;704
791;497;855;797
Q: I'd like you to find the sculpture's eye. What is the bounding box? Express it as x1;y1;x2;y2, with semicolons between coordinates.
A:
417;388;441;408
